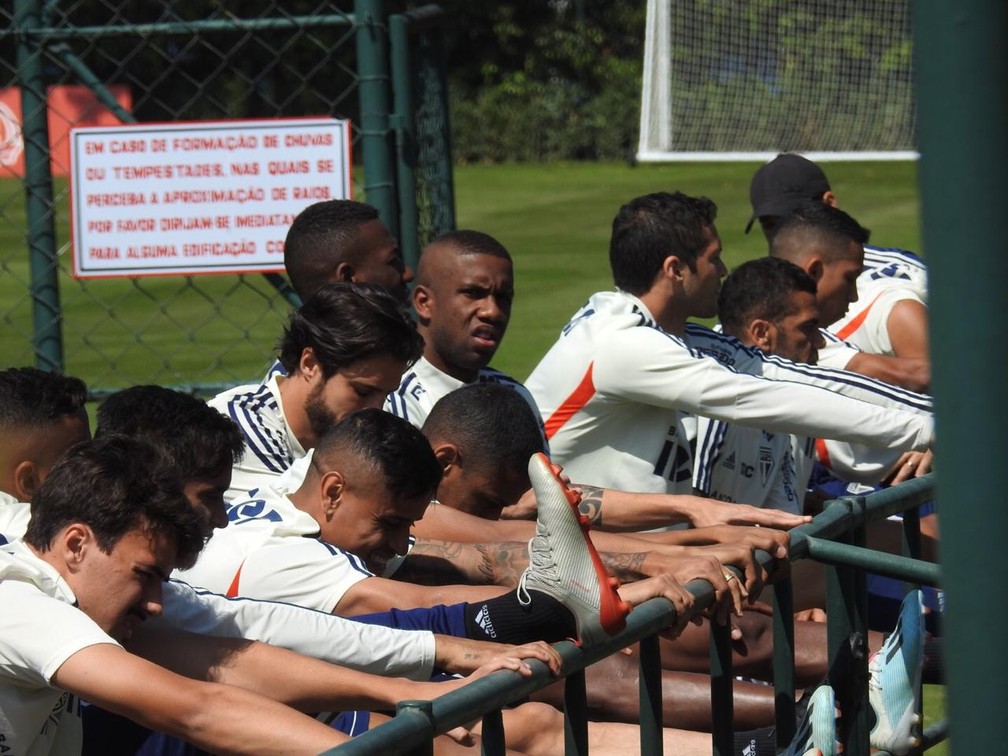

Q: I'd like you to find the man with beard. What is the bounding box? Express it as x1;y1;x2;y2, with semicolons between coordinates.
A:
526;191;933;497
210;282;423;501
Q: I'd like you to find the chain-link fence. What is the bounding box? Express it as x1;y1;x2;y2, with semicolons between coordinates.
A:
1;0;454;397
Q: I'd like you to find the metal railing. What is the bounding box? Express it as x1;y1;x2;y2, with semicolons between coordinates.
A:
327;474;943;755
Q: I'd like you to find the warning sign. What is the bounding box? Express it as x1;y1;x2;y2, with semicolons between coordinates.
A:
69;118;351;278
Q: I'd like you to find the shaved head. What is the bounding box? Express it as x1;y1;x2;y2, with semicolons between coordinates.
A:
415;230;511;287
413;231;514;381
770;202;869;266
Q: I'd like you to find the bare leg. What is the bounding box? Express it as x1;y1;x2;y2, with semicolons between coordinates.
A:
486;702;714;756
366;713;524;756
651;609;882;687
530;653;777;730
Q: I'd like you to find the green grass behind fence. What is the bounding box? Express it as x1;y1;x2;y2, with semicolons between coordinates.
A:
0;161;920;386
453;160;920;381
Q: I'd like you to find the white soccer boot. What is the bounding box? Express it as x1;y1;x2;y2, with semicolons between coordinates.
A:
517;453;630;646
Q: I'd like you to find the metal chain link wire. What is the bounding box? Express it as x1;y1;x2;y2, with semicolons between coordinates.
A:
1;1;451;397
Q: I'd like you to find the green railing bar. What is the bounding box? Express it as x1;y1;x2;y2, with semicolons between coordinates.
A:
480;708;506;756
563;669;589;756
786;474;935;558
15;13;356;41
708;621;733;756
14;0;63;372
388;12;421;276
353;0;396;231
329;480;937;754
771;577;796;747
920;720;949;749
394;699;435;755
805;537;941;587
637;634;664;756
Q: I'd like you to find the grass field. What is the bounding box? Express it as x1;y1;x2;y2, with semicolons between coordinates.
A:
453;160;921;381
0;160;920;388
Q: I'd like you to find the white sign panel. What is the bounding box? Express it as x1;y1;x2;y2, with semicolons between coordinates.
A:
69;118;351;278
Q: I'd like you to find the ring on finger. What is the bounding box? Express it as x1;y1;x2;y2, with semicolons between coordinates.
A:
723;573;736;582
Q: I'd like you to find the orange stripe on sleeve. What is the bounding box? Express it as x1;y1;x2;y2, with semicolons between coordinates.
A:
226;559;246;598
543;363;595;440
814;438;832;469
835;293;884;340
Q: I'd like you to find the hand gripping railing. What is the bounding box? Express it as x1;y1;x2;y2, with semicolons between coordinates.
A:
325;473;943;756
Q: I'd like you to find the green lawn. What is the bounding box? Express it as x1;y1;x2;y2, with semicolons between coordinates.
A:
0;161;920;388
453;160;921;381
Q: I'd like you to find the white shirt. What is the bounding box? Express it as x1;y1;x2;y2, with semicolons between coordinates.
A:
176;481;373;614
830;245;928;356
0;488;434;682
0;541;119;756
209;373;307;502
385;356;545;434
526;291;933;496
151;580;434;680
0;492;29;545
693;420;803;514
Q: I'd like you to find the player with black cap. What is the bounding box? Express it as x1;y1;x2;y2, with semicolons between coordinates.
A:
746;153;928;365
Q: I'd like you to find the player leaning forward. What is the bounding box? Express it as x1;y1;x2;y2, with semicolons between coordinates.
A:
527;191;934;495
0;437;365;755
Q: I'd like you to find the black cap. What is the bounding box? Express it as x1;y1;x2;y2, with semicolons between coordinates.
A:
745;153;831;233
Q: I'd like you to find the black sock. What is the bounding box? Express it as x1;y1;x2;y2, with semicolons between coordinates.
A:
463;590;576;644
733;725;776;756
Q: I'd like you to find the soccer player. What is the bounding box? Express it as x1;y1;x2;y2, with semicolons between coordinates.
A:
178;408;700;639
747;153;929;380
0;436;358;755
80;386;570;752
283;198;413;304
0;367;90;538
386;228;810;535
526;191;934;497
385;229;540;429
694;257;825;511
211;281;423;501
89;385;558;677
411;384;798;620
767;203;933;484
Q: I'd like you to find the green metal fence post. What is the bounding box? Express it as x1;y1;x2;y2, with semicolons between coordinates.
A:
912;0;1008;752
637;634;664;755
388;13;420;277
479;708;507;756
354;0;397;234
708;621;734;756
14;0;63;372
562;668;589;756
771;577;797;747
824;498;869;756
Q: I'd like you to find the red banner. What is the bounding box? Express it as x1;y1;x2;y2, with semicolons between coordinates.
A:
0;85;132;178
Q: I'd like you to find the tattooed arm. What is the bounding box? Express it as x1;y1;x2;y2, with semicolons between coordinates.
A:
397;538;529;587
572;484;809;532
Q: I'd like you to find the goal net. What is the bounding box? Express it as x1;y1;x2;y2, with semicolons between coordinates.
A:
637;0;917;162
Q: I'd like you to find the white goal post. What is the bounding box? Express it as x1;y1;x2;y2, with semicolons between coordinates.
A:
637;0;918;162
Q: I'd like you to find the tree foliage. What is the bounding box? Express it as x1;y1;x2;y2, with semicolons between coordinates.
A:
389;1;646;162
